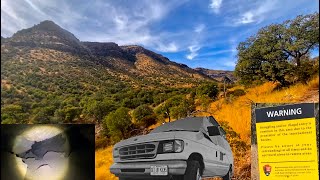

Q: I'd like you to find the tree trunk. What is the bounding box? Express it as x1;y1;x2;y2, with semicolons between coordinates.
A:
121;130;125;139
296;56;301;67
165;107;171;122
224;79;226;98
276;76;289;87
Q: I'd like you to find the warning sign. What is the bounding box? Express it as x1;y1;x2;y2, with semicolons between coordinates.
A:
255;103;319;180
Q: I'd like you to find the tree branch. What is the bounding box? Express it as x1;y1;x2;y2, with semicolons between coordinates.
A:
282;48;296;58
301;42;316;56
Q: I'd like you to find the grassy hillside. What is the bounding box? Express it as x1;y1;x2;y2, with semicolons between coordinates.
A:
207;75;319;141
95;75;319;180
1;20;214;124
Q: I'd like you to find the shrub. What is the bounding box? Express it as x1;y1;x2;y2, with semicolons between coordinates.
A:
196;82;219;100
104;107;132;142
132;105;156;127
227;89;246;97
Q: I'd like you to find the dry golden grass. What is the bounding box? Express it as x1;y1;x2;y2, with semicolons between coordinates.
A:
206;77;319;142
95;146;118;180
308;75;319;90
207;76;318;179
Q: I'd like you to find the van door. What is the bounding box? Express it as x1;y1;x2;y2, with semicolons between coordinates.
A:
206;125;230;176
197;130;222;177
197;128;228;177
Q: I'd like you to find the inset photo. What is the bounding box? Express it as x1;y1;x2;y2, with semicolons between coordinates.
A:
1;124;95;180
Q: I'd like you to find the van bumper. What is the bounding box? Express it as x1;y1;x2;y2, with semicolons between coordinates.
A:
110;160;187;178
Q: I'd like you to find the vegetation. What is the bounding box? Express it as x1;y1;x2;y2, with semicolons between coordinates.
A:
1;20;213;126
95;75;319;180
2;14;318;180
104;107;132;142
132;104;156;128
235;12;319;86
155;95;195;121
1;46;210;126
196;82;219;100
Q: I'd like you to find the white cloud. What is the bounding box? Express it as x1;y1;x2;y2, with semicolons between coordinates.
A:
198;48;236;57
235;0;277;25
114;15;128;30
1;0;88;37
224;60;236;67
155;42;179;52
0;0;187;52
194;24;205;33
186;45;201;60
209;0;223;14
1;0;28;35
238;12;254;24
24;0;46;16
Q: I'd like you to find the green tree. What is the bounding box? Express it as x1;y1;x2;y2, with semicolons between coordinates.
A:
83;98;118;122
1;104;28;124
235;30;291;86
32;106;56;123
155;95;195;121
132;105;156;127
235;13;319;86
196;83;219;100
280;13;319;66
170;98;195;119
54;105;82;123
104;107;132;141
63;106;82;122
154;101;171;122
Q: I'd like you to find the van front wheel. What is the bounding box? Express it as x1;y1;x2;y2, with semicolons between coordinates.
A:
184;160;202;180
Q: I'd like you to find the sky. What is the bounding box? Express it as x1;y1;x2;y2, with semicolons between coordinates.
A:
1;0;319;70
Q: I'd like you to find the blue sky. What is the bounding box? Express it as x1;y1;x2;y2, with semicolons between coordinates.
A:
1;0;319;70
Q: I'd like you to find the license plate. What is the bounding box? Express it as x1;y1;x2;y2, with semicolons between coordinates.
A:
150;165;168;176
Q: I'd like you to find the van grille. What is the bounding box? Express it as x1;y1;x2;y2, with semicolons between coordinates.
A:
119;143;157;160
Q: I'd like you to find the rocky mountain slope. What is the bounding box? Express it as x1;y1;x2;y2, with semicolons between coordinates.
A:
2;20;210;88
194;67;236;82
1;20;216;124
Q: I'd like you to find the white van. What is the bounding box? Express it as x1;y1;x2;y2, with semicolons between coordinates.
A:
110;116;234;180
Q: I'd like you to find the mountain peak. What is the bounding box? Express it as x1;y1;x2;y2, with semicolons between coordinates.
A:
34;20;62;31
9;20;88;54
12;20;66;37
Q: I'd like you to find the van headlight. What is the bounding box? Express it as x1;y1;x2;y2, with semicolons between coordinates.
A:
158;140;184;153
113;148;119;158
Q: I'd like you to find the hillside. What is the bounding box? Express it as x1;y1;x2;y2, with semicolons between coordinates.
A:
3;20;210;87
194;67;236;82
1;20;214;124
95;75;319;180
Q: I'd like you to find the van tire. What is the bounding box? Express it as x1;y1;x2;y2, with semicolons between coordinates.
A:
184;160;202;180
222;166;232;180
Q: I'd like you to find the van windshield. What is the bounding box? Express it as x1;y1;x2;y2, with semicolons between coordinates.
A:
150;117;204;133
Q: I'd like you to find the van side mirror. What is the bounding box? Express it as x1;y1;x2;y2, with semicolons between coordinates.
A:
207;126;220;136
